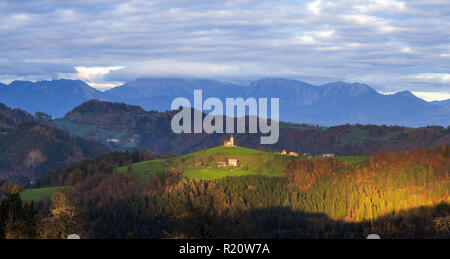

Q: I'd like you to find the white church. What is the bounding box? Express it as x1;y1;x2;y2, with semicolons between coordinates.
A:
224;135;236;147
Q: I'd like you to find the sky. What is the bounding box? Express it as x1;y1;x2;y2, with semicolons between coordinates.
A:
0;0;450;101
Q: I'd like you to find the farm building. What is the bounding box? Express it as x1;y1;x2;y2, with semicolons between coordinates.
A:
217;161;227;167
195;162;202;168
276;150;288;155
106;138;120;143
228;159;239;167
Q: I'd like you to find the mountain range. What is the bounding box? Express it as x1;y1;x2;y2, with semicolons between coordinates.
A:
0;78;449;127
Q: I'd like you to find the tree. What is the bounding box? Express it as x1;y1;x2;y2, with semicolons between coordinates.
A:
39;192;86;239
0;186;40;239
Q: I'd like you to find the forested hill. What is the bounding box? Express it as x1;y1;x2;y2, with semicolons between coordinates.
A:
0;103;110;184
54;100;450;156
30;144;450;239
0;103;33;128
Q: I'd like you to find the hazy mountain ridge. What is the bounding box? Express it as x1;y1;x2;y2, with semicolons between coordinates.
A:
1;78;449;127
0;79;110;118
432;99;450;111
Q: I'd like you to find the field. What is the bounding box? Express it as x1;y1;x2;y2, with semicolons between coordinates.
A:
117;146;296;180
183;167;266;180
53;120;96;136
338;127;369;145
117;159;168;179
21;186;72;201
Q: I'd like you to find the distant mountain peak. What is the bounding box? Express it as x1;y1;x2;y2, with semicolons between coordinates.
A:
393;90;416;98
8;78;92;88
321;81;376;96
323;81;370;88
9;80;35;87
257;77;308;83
432;99;450;111
251;78;315;89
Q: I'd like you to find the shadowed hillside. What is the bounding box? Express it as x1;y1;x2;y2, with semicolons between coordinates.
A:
0;103;110;184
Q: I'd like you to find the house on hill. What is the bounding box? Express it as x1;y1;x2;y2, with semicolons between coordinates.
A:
224;135;236;147
106;138;120;144
35;111;52;120
195;162;202;168
289;152;299;157
217;161;227;167
276;150;288;155
303;153;313;159
228;159;239;167
320;154;336;158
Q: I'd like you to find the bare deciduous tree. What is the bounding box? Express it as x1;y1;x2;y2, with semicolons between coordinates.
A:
39;192;86;239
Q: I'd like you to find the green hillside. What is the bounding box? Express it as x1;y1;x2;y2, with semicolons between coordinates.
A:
21;186;72;201
117;146;296;180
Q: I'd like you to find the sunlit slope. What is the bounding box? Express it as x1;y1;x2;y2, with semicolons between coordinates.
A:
21;186;72;201
117;146;296;180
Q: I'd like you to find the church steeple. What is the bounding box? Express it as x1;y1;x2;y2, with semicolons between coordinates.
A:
224;134;236;147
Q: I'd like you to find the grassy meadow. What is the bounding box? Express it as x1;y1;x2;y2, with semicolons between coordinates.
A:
117;146;296;180
21;186;72;201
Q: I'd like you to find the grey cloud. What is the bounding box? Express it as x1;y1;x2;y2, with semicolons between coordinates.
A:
0;0;449;97
0;57;76;77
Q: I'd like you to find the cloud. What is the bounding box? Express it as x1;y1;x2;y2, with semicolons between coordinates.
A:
308;0;322;15
57;66;125;91
0;0;448;100
104;60;294;82
412;91;450;102
74;66;124;82
296;35;317;45
0;58;76;77
354;0;406;14
413;73;450;83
